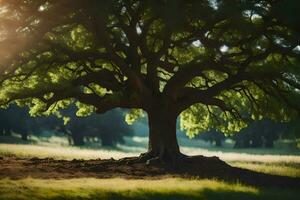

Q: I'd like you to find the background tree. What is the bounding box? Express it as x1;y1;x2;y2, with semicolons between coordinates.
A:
233;119;288;148
278;117;300;149
261;120;287;148
62;108;133;146
0;105;132;146
0;0;300;163
196;130;225;147
0;105;31;140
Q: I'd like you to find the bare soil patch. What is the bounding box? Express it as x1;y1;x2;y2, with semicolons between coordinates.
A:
1;155;300;188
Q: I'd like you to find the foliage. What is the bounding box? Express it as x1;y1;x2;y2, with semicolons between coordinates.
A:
284;118;300;139
125;109;145;125
196;130;225;147
0;0;299;139
0;105;33;140
0;105;132;146
232;119;288;148
62;107;133;146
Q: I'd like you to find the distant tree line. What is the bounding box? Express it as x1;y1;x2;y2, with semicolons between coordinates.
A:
196;130;225;147
0;105;132;147
0;105;30;140
232;120;285;148
1;105;299;149
196;119;299;148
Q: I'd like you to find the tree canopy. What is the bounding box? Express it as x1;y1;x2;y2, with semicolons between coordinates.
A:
0;0;300;161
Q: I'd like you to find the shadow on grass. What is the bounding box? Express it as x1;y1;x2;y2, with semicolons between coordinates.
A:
1;155;300;189
89;190;259;200
108;189;297;200
2;188;299;200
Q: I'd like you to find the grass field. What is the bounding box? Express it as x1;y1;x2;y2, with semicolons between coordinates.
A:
1;178;300;200
1;136;300;200
1;142;300;178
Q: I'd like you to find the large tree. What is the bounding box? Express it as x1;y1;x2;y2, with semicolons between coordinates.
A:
0;0;299;163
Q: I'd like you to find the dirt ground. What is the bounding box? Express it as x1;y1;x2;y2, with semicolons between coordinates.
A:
1;155;300;188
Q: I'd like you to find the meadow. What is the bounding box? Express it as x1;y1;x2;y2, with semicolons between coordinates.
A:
2;178;300;200
1;135;300;200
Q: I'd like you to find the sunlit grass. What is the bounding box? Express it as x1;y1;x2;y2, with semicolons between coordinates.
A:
1;143;300;178
0;143;138;160
1;135;300;178
229;162;300;178
183;147;300;163
1;178;299;200
1;139;300;200
1;143;300;163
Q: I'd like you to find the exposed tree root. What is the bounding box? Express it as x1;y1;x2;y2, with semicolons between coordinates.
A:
119;151;188;167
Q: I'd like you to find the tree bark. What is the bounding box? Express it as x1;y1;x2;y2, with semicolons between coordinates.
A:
144;104;183;163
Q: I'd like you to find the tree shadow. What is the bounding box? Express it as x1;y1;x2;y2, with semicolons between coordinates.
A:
88;190;260;200
166;156;300;189
1;155;300;190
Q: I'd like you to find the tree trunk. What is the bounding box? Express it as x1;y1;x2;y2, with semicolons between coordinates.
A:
4;128;11;136
72;132;84;146
234;140;243;148
145;106;183;163
101;135;115;147
21;132;28;141
243;139;251;148
251;136;263;148
215;139;222;147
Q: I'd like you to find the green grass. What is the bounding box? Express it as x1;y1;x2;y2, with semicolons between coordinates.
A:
1;143;300;177
229;162;300;178
1;178;300;200
0;143;138;160
1;142;300;200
